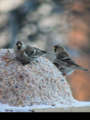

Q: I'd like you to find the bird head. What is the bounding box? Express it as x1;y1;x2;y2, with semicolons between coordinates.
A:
16;41;26;50
53;45;65;54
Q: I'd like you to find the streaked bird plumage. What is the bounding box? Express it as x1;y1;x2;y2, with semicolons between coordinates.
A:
14;41;54;64
53;45;89;76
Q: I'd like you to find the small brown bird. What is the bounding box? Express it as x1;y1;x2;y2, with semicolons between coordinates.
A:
53;45;89;76
14;41;54;64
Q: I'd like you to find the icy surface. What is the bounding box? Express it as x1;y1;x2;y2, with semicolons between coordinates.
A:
0;49;85;112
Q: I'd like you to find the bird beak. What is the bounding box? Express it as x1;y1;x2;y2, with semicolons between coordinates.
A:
53;47;56;49
18;44;21;46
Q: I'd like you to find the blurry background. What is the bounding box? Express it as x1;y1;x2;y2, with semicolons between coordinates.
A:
0;0;90;101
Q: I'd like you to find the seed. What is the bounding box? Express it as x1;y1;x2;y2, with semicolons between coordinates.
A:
15;85;18;88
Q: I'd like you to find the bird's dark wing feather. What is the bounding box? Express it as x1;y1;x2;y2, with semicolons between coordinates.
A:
60;57;79;67
24;45;47;58
33;47;47;54
24;45;35;57
56;52;78;67
57;52;70;59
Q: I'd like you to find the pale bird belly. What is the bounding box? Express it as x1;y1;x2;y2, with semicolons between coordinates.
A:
60;65;75;75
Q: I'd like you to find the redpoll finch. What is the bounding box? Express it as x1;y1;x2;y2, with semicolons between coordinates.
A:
53;45;89;76
14;41;54;64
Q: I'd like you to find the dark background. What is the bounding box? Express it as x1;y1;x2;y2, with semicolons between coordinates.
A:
0;0;90;101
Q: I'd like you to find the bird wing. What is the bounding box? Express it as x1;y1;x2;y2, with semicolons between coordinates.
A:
59;57;79;67
24;45;47;58
57;52;70;59
54;56;79;66
34;47;47;54
55;51;77;67
60;57;89;72
24;45;35;57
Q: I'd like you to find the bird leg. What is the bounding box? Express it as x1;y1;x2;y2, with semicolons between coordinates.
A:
62;73;67;76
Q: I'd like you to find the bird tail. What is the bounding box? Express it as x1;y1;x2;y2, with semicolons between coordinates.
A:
41;50;55;56
79;66;89;72
46;53;55;55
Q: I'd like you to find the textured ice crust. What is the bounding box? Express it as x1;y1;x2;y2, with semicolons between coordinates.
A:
0;49;77;109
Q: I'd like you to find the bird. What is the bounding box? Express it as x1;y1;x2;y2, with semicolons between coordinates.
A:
53;44;89;76
14;41;54;64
